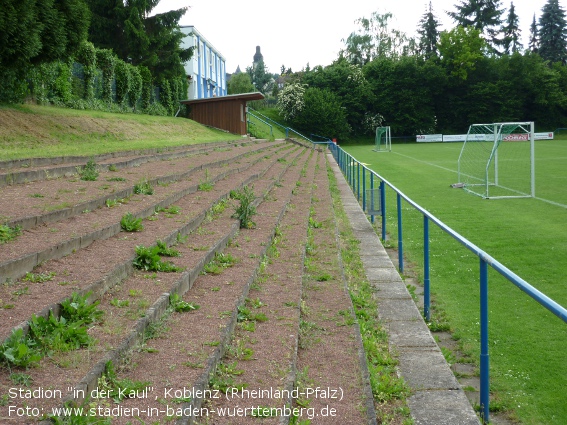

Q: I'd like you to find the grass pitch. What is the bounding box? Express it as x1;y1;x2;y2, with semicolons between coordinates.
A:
343;141;567;425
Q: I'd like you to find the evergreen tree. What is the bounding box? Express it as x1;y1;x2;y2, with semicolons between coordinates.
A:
0;0;90;68
418;1;441;58
502;2;522;54
529;14;539;53
538;0;567;63
85;0;192;79
246;60;272;93
448;0;504;52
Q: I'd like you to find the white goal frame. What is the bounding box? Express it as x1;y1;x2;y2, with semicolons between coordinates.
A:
373;126;391;152
457;121;535;199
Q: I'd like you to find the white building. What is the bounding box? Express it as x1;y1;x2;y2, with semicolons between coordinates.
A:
180;26;227;100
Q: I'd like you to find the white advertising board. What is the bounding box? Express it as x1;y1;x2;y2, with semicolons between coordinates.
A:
416;134;443;142
418;132;554;143
535;132;554;140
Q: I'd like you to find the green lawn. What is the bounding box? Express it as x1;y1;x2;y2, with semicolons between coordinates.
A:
343;141;567;425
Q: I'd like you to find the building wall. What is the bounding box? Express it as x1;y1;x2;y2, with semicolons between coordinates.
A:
180;26;227;100
189;99;247;135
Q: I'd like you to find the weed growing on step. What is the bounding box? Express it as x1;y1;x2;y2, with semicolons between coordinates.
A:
0;224;22;244
198;169;214;191
0;292;104;368
120;212;144;232
133;244;181;272
0;328;42;368
169;293;200;313
237;305;268;323
98;361;151;403
209;361;246;393
133;178;154;195
155;205;181;215
77;159;99;181
201;252;238;275
206;198;229;222
22;271;56;283
156;240;180;257
60;292;104;324
29;312;94;352
231;185;257;229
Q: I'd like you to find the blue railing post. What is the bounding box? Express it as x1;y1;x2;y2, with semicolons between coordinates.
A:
357;162;360;201
397;193;404;273
370;173;375;224
348;155;354;187
346;154;350;186
362;167;366;213
480;258;490;424
285;127;289;138
380;180;386;241
424;216;431;322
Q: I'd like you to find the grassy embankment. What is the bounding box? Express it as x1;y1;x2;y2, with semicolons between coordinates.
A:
0;104;241;160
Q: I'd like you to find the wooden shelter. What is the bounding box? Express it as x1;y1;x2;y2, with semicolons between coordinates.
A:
180;92;264;135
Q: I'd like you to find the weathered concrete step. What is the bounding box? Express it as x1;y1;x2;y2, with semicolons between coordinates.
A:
293;152;377;424
0;144;290;284
1;146;306;345
186;149;320;425
0;139;255;185
3;140;284;231
38;146;314;425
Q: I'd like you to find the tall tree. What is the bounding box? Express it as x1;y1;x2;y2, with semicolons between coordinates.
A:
529;14;539;53
227;73;255;95
502;2;522;54
85;0;192;79
448;0;504;52
0;0;90;69
538;0;567;64
438;26;486;79
417;1;441;59
246;60;272;93
341;12;413;64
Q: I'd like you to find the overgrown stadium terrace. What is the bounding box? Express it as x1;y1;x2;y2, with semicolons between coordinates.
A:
0;135;418;424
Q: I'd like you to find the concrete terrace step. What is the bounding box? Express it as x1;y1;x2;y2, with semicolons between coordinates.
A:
0;140;255;186
1;140;284;231
0;143;289;284
0;145;306;344
29;145;315;425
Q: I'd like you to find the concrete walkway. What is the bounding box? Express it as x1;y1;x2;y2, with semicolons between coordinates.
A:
328;154;481;425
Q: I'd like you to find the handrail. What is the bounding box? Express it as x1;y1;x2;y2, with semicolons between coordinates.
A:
247;107;287;133
328;143;567;424
246;107;317;145
246;111;273;137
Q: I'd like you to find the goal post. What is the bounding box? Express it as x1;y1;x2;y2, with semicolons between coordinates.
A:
373;126;391;152
457;122;535;199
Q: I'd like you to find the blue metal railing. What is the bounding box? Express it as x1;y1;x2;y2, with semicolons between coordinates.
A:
246;111;273;137
248;107;287;133
325;142;567;424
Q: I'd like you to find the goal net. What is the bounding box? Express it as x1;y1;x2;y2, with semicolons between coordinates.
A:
457;122;535;199
373;126;391;152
